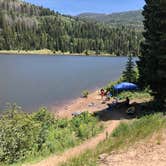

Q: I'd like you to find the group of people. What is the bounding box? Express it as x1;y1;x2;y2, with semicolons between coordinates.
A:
100;88;134;114
100;89;130;108
100;88;130;105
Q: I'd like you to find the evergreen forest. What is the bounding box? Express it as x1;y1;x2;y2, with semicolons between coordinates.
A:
0;0;143;55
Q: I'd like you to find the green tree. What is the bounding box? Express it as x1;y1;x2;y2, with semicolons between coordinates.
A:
137;0;166;108
123;55;137;83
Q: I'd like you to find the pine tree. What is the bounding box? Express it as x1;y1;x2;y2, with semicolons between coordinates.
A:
122;55;137;83
138;0;166;107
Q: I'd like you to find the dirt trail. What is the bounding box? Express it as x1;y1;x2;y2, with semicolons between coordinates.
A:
26;121;120;166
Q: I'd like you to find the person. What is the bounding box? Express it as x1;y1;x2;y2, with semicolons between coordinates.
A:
105;90;111;101
100;89;105;100
125;97;130;107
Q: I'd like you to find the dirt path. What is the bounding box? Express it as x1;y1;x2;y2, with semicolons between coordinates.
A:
26;120;120;166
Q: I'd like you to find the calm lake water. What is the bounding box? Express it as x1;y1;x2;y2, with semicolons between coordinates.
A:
0;55;130;112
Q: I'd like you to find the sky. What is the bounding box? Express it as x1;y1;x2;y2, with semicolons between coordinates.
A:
24;0;145;16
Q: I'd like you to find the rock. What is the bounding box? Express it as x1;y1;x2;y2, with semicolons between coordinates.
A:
99;153;108;160
88;102;95;107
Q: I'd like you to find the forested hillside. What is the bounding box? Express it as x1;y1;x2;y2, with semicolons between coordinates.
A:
0;0;143;55
78;10;143;28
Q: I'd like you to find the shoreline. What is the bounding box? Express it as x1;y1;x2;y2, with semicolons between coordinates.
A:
50;88;151;119
51;89;112;119
0;49;116;57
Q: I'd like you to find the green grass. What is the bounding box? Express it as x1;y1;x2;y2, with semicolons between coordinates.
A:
61;113;166;166
117;90;152;100
0;49;55;55
0;49;115;56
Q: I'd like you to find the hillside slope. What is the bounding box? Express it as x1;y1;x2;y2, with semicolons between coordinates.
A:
100;134;166;166
0;0;143;55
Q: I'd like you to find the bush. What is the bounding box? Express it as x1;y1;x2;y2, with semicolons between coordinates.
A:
32;107;55;125
82;90;89;98
71;112;102;140
0;106;38;164
0;106;102;165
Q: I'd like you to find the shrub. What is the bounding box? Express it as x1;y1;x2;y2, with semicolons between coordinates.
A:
71;112;102;140
82;90;89;98
0;106;38;163
0;106;102;165
32;107;55;126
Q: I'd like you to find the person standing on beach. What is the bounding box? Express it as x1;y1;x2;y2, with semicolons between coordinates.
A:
100;89;105;100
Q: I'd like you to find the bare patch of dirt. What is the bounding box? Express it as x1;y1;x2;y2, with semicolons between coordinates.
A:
99;132;166;166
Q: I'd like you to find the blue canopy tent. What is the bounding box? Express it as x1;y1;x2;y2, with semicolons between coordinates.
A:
113;82;138;94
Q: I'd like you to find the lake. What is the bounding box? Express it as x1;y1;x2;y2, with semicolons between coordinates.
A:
0;55;130;112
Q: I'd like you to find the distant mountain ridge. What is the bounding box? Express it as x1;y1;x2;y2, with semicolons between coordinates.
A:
77;10;144;27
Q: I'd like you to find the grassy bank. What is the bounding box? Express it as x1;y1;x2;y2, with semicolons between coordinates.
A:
0;105;103;165
117;90;152;100
61;113;166;166
0;49;116;56
0;49;54;55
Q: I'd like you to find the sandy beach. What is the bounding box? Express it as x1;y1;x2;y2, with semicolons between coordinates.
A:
51;88;151;119
51;90;113;118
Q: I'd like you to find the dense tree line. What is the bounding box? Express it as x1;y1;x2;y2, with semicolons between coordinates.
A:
0;0;143;55
138;0;166;108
